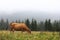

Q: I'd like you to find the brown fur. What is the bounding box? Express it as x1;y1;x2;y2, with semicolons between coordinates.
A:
10;22;31;34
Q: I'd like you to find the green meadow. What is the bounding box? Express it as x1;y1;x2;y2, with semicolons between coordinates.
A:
0;31;60;40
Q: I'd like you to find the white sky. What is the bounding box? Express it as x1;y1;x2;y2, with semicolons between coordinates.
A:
0;0;60;21
0;0;60;14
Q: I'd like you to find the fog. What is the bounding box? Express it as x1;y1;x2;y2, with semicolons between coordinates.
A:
0;0;60;22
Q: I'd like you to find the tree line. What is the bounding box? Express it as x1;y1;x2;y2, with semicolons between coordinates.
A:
0;18;60;31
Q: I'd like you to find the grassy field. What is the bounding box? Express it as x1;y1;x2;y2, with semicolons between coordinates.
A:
0;31;60;40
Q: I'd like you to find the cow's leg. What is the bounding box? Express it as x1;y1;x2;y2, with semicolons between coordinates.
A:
10;28;14;34
10;28;14;33
10;28;13;32
21;28;25;33
12;29;14;32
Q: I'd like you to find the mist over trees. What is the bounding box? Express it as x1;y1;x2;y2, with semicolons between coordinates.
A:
0;18;60;31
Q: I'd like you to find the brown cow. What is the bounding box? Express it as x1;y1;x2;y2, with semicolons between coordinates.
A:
10;22;31;34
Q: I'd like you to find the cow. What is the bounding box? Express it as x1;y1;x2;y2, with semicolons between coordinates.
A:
10;22;31;34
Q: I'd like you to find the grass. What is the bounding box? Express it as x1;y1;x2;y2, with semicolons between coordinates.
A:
0;31;60;40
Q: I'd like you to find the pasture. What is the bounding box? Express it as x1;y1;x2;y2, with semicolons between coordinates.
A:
0;31;60;40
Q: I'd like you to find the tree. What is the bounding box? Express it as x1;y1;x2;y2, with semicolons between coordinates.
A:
25;19;31;29
52;21;57;31
16;20;18;23
39;21;45;31
31;19;37;31
45;19;48;31
33;20;37;31
0;19;5;30
18;20;20;23
48;19;52;31
53;21;60;31
45;19;52;31
15;20;20;23
5;19;9;30
31;19;34;31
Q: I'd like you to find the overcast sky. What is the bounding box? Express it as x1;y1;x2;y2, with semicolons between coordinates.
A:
0;0;60;13
0;0;60;21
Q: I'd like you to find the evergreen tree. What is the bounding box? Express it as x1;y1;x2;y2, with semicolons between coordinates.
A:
0;19;5;30
45;19;52;31
31;19;34;31
39;21;45;31
15;20;20;23
25;19;31;29
48;19;52;31
33;20;37;31
5;19;9;30
37;23;41;31
18;20;20;23
52;21;57;31
45;19;48;31
31;19;37;31
54;21;60;31
16;20;18;23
